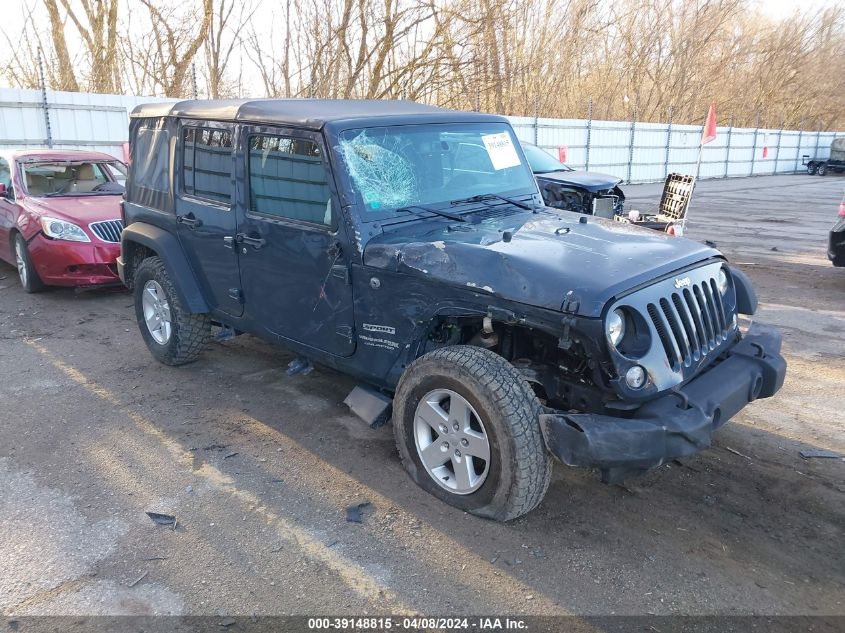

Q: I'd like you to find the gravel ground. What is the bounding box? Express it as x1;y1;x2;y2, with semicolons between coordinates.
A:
0;173;843;618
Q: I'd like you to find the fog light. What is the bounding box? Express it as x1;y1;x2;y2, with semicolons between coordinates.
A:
625;365;646;389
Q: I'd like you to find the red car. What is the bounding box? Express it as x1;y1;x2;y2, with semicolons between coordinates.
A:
0;149;127;292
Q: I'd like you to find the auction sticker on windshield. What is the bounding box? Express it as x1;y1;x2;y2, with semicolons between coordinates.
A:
481;132;521;170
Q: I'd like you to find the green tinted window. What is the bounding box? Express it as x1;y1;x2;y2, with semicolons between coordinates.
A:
182;127;233;204
248;135;331;225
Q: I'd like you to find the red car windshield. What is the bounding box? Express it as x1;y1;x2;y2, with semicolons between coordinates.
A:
21;161;125;197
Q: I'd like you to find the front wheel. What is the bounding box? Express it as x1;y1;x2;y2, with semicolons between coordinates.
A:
807;163;817;175
13;233;44;293
817;163;827;176
133;256;211;365
393;345;552;521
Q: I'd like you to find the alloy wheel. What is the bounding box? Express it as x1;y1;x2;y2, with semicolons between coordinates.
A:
413;389;491;495
15;239;28;288
141;280;173;345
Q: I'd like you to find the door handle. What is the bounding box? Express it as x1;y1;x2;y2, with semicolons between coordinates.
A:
236;233;266;249
176;213;203;228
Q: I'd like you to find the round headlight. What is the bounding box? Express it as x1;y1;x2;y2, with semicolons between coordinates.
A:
717;268;729;295
625;365;646;389
606;308;626;347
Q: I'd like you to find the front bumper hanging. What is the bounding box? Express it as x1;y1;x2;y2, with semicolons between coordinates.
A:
539;322;787;483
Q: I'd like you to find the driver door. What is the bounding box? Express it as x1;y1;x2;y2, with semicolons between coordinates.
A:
235;127;355;356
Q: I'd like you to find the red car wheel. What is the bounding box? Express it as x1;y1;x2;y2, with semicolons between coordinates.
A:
13;233;45;293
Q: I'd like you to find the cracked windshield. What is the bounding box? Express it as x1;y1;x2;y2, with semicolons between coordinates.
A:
337;123;536;216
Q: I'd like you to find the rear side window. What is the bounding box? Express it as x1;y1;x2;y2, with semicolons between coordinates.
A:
248;135;331;225
132;125;170;193
182;127;233;204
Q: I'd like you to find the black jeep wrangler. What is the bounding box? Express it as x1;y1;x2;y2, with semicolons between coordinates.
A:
119;99;786;521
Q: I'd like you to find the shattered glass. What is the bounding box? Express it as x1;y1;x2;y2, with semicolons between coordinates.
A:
338;130;418;210
336;123;536;217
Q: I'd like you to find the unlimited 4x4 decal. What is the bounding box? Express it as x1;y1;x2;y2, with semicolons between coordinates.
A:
359;334;400;350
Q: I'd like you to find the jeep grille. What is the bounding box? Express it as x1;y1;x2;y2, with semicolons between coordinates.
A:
646;276;729;370
90;219;124;243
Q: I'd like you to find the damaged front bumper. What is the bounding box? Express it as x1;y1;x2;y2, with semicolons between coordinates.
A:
539;322;786;483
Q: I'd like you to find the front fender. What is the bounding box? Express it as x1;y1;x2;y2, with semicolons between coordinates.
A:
119;222;209;313
730;266;758;315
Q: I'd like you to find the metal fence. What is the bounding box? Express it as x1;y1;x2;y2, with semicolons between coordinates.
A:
509;115;842;183
0;87;173;159
1;87;842;183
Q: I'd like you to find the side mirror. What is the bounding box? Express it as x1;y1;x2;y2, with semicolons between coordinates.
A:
0;183;7;197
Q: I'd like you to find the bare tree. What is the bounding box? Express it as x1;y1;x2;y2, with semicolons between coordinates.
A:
2;0;844;129
43;0;79;91
55;0;122;93
0;1;48;89
204;0;256;98
124;0;213;97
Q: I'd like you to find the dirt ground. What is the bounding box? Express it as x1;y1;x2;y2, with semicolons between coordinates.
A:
1;174;843;619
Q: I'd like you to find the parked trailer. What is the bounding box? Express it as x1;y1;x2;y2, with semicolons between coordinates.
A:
804;138;845;176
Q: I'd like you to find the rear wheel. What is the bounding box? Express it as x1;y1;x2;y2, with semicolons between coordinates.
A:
393;345;551;521
133;256;211;365
817;163;827;176
13;233;44;293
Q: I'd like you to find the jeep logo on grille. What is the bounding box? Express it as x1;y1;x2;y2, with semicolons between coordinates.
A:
674;276;691;289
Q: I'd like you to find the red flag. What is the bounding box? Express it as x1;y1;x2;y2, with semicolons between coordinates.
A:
558;146;568;163
700;102;717;145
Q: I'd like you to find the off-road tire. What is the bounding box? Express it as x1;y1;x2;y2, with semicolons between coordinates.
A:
817;163;827;176
393;345;552;521
133;256;210;365
13;233;45;293
806;163;817;175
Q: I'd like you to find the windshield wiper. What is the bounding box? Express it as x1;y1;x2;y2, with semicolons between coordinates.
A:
396;204;466;222
449;193;534;211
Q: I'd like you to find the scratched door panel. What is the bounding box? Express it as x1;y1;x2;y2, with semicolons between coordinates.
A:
236;126;355;357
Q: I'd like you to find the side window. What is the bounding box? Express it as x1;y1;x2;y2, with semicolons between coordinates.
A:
0;158;12;199
132;125;170;193
182;127;233;204
248;134;331;226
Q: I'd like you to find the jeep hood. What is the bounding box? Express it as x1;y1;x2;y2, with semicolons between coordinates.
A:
363;211;721;317
535;170;622;192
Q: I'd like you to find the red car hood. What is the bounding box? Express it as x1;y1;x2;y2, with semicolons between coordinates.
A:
24;194;123;223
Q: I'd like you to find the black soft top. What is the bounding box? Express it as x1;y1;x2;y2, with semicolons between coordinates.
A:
130;98;507;132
